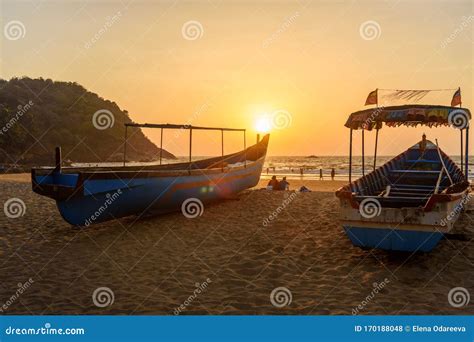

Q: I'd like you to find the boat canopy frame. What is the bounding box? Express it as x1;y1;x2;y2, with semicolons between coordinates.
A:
346;105;471;182
123;123;247;170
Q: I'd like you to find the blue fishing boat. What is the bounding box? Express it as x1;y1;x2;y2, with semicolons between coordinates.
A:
32;124;269;226
336;103;471;252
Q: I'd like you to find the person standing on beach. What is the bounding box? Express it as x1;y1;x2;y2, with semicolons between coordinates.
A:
319;168;323;180
331;168;335;180
300;168;304;176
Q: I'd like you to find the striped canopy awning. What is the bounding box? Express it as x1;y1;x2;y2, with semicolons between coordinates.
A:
345;105;471;130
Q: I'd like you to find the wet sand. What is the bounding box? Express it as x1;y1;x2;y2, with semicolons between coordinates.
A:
1;173;473;315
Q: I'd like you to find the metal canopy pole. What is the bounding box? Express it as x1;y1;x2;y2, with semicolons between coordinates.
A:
221;129;224;171
362;129;365;176
460;129;464;172
349;129;353;183
221;129;224;157
159;128;163;165
125;123;245;132
121;123;246;171
244;130;247;168
123;126;128;167
465;126;469;181
189;128;193;174
373;128;379;171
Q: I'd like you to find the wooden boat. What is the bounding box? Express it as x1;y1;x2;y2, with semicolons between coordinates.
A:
336;104;471;252
32;124;269;226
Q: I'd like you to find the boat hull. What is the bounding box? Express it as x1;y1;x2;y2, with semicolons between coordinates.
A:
339;190;469;252
336;139;470;252
32;135;269;226
52;159;264;226
344;226;443;252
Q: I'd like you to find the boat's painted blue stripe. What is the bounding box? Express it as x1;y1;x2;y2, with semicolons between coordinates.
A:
36;173;79;187
344;226;444;252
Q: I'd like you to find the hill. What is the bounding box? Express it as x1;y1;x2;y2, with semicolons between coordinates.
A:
0;77;175;166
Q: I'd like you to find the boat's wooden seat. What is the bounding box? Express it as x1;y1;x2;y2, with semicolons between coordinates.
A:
390;184;441;188
355;195;429;208
390;169;441;174
387;170;448;187
405;159;441;164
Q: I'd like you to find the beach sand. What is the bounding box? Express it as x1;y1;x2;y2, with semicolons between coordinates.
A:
1;173;473;315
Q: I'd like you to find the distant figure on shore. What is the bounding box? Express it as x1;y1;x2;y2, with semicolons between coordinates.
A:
279;177;289;190
266;167;269;175
331;168;335;181
300;168;304;176
319;168;323;180
267;175;279;190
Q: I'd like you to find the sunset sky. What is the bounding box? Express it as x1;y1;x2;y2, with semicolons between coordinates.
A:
1;0;473;157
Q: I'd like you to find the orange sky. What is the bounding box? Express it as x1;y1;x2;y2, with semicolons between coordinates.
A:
1;0;473;156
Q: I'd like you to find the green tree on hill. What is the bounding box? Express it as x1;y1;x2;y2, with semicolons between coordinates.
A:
0;77;175;165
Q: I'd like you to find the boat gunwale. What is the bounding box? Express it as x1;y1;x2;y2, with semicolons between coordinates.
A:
32;155;266;179
32;134;270;177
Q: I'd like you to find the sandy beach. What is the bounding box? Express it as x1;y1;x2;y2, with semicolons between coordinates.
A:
1;173;473;315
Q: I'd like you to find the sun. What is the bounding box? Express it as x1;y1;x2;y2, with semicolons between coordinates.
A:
254;115;272;133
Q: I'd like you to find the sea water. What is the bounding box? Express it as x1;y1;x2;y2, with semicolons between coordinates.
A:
73;155;474;181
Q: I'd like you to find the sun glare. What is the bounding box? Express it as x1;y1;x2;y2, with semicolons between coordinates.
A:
254;115;272;133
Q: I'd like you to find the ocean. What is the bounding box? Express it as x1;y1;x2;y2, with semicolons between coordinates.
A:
261;155;474;181
73;155;474;181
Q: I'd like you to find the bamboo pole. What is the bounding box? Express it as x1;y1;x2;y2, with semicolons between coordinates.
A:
373;128;379;171
349;129;353;183
362;129;365;176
